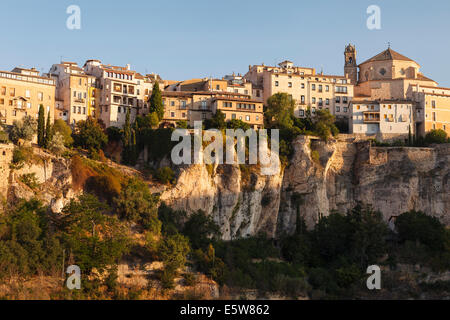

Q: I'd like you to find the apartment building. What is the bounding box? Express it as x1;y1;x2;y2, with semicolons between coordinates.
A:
411;85;450;136
49;62;98;125
161;91;191;124
0;67;55;126
347;44;450;137
212;96;264;129
83;60;148;128
350;100;414;135
159;90;263;129
244;60;354;119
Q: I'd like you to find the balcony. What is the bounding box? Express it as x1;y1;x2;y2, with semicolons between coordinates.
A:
74;98;85;103
363;112;380;123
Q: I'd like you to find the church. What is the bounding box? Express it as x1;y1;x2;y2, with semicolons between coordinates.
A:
345;44;450;138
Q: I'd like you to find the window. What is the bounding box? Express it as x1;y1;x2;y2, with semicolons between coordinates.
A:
83;107;86;115
73;106;76;113
256;116;259;121
301;83;305;89
0;99;3;105
288;82;292;88
181;101;187;109
336;96;341;103
38;92;43;101
1;87;5;95
10;88;15;97
301;95;305;104
232;114;236;119
182;112;186;118
312;97;316;104
171;112;175;117
25;90;30;98
318;85;322;92
171;101;175;107
336;106;340;112
343;97;348;103
432;100;436;108
201;101;207;110
26;102;31;109
325;85;329;92
326;99;330;105
343;107;348;113
432;112;436;121
312;84;316;91
245;115;250;121
216;85;220;90
78;106;81;114
275;81;279;87
299;110;305;117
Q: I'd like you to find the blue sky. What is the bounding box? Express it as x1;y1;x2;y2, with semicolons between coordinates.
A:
1;0;450;86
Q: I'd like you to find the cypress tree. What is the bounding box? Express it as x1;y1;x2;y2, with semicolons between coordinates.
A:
44;111;53;148
37;104;45;147
149;82;164;121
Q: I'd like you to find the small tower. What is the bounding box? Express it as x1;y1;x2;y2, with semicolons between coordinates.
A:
344;44;358;84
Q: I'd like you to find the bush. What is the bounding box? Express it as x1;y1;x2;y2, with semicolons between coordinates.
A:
155;166;175;184
12;146;33;166
9;116;37;144
73;117;108;152
425;129;448;144
53;119;74;147
19;173;39;190
395;210;447;251
85;174;121;204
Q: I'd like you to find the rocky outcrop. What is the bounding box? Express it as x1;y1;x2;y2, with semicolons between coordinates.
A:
161;136;450;239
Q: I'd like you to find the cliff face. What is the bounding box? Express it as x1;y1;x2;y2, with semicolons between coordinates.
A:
161;136;450;239
0;139;448;240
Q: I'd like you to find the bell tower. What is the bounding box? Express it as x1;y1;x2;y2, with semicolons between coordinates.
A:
344;44;358;84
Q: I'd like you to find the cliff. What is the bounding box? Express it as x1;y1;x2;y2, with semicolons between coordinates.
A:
1;138;448;241
161;136;450;239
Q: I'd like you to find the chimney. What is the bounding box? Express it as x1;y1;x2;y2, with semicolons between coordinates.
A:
126;64;131;71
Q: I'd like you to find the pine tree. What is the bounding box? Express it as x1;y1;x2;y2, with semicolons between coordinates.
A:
37;105;45;147
149;82;164;121
44;111;53;148
123;107;131;146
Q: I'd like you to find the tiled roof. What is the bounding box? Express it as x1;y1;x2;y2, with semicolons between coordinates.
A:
359;48;416;65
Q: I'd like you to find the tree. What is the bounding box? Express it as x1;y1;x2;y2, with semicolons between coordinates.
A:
313;109;339;141
425;129;447;144
44;111;53;148
176;120;188;129
395;210;447;251
226;119;251;131
182;210;220;250
53;119;74;147
47;132;66;155
60;194;130;273
9;115;37;144
158;233;190;288
73;117;108;152
113;178;161;233
205;110;226;129
149;82;164;121
37;105;45;147
265;93;295;129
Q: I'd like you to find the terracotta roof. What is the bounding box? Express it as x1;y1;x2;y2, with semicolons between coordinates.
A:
359;48;416;66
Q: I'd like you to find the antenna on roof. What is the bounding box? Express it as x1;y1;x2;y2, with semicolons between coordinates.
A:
388;42;391;49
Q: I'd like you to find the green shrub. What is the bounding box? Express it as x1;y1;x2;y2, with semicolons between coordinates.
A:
425;129;448;144
19;173;39;190
155;166;175;184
